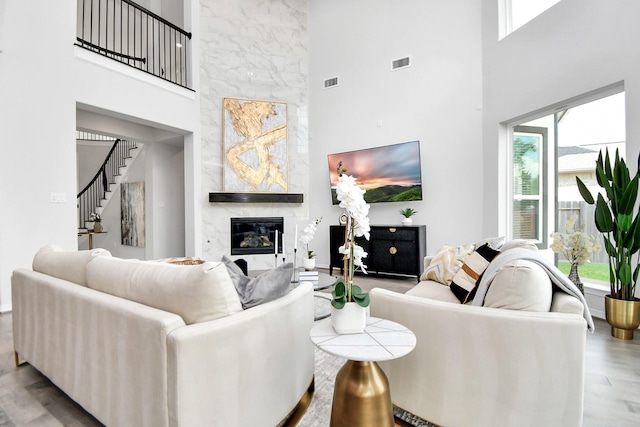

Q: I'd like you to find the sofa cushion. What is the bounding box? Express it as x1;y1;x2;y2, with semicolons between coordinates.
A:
483;259;552;312
406;280;462;304
222;255;293;309
86;257;243;324
32;245;112;286
421;243;474;285
450;243;500;304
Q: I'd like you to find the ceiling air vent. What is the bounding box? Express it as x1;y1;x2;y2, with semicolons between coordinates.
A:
324;76;339;89
391;56;411;71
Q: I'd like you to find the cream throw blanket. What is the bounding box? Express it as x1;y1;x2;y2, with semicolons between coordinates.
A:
472;248;595;332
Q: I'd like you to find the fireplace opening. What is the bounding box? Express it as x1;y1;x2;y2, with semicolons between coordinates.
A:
231;217;284;255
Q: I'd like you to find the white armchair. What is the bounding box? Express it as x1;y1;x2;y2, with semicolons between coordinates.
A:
370;287;587;427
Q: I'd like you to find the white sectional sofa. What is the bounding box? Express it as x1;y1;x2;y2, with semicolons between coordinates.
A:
12;246;314;427
370;239;593;427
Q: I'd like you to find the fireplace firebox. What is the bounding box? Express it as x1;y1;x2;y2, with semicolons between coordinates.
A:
230;217;284;255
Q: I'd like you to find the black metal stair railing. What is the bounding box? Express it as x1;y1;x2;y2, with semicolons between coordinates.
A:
76;0;192;88
77;139;138;230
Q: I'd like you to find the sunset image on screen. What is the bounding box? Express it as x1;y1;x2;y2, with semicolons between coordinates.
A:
328;141;423;204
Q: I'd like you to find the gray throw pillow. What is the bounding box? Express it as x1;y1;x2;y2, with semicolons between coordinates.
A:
221;255;293;309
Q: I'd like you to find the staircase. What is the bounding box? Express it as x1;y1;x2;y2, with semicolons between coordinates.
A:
78;138;140;230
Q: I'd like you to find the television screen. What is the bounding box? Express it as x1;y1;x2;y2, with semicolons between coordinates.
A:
328;140;423;204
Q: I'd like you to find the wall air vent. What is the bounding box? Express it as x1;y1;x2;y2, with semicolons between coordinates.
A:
324;77;339;89
391;56;411;71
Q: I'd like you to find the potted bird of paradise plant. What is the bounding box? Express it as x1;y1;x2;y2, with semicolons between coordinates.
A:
576;148;640;339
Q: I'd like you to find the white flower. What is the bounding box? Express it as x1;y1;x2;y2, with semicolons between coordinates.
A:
299;218;322;258
551;214;600;266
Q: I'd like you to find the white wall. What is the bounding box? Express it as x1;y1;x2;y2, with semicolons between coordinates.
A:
308;0;484;268
0;0;200;311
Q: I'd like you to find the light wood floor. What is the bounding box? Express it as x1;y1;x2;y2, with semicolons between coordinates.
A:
1;272;639;426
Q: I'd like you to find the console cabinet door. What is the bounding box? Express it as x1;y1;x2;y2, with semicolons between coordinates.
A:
330;225;426;278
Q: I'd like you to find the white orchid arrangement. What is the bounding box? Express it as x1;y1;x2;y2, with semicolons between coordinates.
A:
550;214;600;266
90;212;101;222
299;217;322;259
331;162;371;309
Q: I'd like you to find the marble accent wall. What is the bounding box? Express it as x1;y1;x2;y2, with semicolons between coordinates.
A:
199;0;309;269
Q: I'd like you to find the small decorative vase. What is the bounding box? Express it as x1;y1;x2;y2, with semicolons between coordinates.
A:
605;295;640;340
303;258;316;271
401;217;413;226
568;263;584;295
331;302;367;334
93;222;103;233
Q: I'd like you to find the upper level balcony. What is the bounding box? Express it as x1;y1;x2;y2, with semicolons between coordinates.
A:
76;0;192;89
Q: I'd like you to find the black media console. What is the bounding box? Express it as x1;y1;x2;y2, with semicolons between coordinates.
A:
329;225;427;279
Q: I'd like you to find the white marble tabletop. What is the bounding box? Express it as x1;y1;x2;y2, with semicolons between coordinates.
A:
310;317;416;362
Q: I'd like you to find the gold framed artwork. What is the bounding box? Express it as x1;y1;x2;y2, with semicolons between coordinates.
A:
222;97;288;192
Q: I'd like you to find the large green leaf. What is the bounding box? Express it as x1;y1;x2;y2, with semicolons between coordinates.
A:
618;175;638;216
618;262;632;286
613;153;630;191
604;237;617;257
595;194;615;233
596;161;613;202
631;215;640;253
576;177;594;205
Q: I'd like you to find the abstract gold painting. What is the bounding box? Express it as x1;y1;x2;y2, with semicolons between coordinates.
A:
222;98;288;192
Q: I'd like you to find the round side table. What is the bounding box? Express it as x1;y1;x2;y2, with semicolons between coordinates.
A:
310;317;416;427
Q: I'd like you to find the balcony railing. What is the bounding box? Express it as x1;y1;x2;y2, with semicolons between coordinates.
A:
76;0;192;89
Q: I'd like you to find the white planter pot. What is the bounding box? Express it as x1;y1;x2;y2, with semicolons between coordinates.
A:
331;302;367;334
303;258;316;271
401;217;413;226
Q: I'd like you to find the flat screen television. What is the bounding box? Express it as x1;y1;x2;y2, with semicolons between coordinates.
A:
328;140;423;204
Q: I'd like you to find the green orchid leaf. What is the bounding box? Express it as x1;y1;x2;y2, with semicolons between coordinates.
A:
331;298;346;309
352;293;370;307
576;177;595;205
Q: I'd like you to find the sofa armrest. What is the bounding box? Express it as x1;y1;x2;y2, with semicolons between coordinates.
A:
167;282;315;427
370;288;586;427
12;268;185;427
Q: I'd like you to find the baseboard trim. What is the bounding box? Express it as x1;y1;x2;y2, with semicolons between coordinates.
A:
0;304;12;314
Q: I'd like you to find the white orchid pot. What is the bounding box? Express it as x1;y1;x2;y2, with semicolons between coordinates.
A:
331;302;367;334
303;258;316;271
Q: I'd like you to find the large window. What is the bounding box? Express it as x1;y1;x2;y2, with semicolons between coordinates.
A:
509;89;626;283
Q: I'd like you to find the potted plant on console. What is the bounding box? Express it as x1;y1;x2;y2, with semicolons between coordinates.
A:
576;148;640;339
399;208;418;225
331;162;371;334
90;212;103;233
299;218;322;270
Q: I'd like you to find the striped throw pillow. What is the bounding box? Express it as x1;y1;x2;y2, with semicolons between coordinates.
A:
421;243;475;285
450;243;500;303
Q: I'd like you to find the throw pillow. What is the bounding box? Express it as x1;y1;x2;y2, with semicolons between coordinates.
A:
474;236;506;250
500;239;538;252
450;243;501;303
32;245;112;286
86;257;243;324
483;259;552;312
222;255;293;309
421;243;475;285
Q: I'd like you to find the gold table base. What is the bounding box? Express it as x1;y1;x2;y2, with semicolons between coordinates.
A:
330;360;394;427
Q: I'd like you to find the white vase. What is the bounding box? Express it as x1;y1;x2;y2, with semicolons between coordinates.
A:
303;258;316;271
331;302;367;334
401;217;413;226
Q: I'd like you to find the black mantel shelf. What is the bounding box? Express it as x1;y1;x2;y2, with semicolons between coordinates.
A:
209;192;304;203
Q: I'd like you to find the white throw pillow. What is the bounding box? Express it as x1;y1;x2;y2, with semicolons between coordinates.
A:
86;257;243;324
483;259;552;312
500;239;538;252
32;245;112;286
